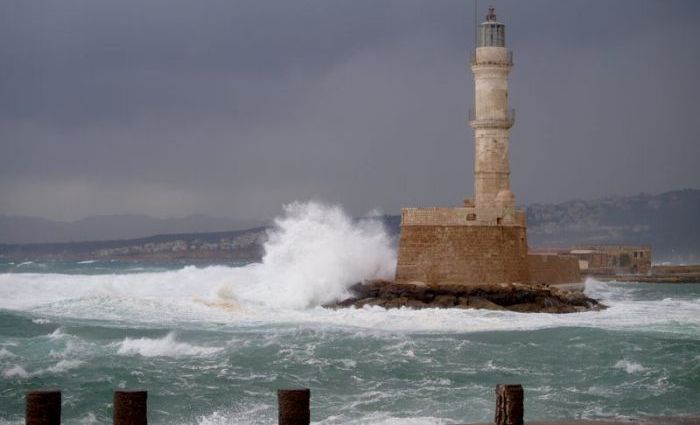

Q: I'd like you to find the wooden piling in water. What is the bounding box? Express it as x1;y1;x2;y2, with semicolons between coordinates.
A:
113;390;148;425
22;383;533;424
495;384;524;425
26;390;61;425
277;388;310;425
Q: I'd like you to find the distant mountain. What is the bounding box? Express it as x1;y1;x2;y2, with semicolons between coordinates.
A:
525;189;700;262
1;189;698;263
0;213;266;244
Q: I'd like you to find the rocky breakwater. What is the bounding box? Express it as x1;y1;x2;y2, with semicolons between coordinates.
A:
326;280;606;313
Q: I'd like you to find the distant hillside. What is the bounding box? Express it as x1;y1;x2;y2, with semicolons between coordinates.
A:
525;189;700;262
0;228;267;263
1;189;698;263
0;214;265;244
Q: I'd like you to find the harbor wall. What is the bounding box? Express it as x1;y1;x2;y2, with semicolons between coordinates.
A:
528;254;582;285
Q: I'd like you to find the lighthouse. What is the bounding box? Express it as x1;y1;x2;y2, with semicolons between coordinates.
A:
469;7;516;220
393;7;584;288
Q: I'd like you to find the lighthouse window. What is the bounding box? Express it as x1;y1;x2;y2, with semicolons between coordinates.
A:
479;23;505;47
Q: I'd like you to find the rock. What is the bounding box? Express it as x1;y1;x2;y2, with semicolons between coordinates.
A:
507;303;542;313
384;297;409;308
465;296;507;311
326;280;606;313
356;298;387;308
432;295;456;308
334;297;359;308
542;305;577;314
405;299;428;309
404;284;432;302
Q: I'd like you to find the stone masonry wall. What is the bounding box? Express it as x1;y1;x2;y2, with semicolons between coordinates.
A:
395;224;529;285
528;254;582;285
401;207;526;227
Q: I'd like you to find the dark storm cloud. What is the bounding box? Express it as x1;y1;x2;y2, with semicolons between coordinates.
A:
1;0;699;220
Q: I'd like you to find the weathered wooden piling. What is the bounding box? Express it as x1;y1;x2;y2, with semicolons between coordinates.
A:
26;390;61;425
277;388;310;425
495;384;524;425
113;390;148;425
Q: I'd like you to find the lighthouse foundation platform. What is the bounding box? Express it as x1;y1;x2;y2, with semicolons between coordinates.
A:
394;207;582;287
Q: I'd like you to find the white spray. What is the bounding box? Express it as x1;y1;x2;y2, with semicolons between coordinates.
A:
0;201;397;314
221;201;397;308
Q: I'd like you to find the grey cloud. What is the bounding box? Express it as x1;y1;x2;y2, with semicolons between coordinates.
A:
1;0;699;221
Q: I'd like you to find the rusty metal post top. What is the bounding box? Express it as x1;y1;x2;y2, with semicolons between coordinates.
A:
26;390;61;425
114;390;148;425
278;389;310;425
495;384;524;425
114;389;148;395
496;384;523;391
277;388;310;394
26;390;61;396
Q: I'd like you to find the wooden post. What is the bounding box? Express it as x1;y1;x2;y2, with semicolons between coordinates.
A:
113;390;147;425
495;384;523;425
277;388;310;425
26;390;61;425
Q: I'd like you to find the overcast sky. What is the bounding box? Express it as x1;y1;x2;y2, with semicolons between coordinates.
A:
2;0;699;221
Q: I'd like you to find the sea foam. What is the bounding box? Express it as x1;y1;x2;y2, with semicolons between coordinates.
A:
614;360;647;374
2;365;29;379
116;332;223;358
227;201;396;309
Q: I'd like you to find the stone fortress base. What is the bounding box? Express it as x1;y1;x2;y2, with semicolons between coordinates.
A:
394;206;582;288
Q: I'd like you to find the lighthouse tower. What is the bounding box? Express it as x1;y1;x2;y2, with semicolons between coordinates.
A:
469;7;516;221
393;7;582;287
394;7;530;286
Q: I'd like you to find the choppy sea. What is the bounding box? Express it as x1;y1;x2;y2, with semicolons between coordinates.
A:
1;203;699;424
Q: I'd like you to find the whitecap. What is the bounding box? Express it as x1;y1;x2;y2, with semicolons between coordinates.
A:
317;413;458;424
0;348;17;359
77;413;98;425
2;365;29;379
42;359;84;374
48;328;66;339
614;359;647;374
2;359;85;379
194;404;272;425
116;332;223;358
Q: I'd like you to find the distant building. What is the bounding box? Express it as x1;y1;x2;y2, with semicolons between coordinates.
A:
531;245;652;275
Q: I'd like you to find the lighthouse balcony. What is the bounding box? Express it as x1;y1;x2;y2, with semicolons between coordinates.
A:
469;109;515;129
470;50;513;67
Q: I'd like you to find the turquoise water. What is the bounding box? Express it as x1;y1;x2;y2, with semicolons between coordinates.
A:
0;259;698;424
